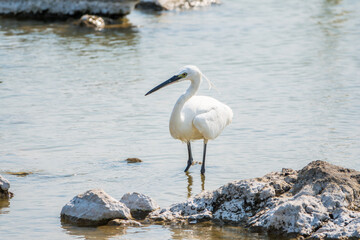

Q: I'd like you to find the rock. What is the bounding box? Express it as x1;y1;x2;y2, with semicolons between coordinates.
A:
0;175;13;199
0;175;10;191
77;14;106;30
0;0;139;20
4;171;33;177
135;0;220;11
107;219;142;227
148;161;360;239
125;158;142;163
74;15;133;30
61;189;131;226
120;192;160;219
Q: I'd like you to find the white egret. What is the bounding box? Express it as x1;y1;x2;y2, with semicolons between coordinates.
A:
145;65;233;175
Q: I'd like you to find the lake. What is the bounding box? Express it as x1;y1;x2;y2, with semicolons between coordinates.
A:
0;0;359;239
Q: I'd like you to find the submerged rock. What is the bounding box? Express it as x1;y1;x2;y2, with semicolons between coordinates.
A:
61;189;131;226
125;158;143;163
0;0;139;19
3;171;33;177
0;175;13;199
77;14;106;30
74;15;133;31
136;0;220;11
148;161;360;239
107;219;142;227
120;192;160;219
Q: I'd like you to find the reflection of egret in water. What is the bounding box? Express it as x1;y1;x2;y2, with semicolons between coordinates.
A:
186;172;193;198
201;174;205;192
186;172;205;198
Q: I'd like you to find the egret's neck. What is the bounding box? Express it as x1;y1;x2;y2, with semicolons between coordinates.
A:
171;79;200;122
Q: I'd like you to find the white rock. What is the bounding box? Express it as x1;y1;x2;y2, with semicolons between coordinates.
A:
252;195;328;236
61;189;131;226
147;161;360;239
120;192;159;212
136;0;220;11
0;175;10;191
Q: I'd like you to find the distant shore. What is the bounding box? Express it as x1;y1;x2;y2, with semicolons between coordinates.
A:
0;0;139;20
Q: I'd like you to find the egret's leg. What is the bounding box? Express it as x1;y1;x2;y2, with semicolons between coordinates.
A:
184;141;193;172
201;139;208;175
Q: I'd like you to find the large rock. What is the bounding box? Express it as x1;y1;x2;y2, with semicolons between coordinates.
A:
148;161;360;239
120;192;160;219
61;189;131;226
135;0;220;11
0;0;139;19
0;175;13;199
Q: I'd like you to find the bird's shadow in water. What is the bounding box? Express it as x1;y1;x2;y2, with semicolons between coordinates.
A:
185;172;205;198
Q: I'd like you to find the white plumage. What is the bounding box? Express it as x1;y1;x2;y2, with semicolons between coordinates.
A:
171;96;232;141
145;65;233;175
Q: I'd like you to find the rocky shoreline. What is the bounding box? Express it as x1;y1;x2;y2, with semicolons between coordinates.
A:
0;0;221;20
0;0;139;20
60;161;360;239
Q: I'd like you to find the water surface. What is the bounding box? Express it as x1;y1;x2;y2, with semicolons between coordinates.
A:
1;0;360;239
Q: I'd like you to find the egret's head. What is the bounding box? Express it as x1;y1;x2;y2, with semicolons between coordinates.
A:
177;65;202;82
145;65;202;96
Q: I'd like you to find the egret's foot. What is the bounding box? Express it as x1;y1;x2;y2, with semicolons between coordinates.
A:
184;158;193;172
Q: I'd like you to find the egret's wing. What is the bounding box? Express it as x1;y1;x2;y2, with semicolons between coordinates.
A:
193;106;232;140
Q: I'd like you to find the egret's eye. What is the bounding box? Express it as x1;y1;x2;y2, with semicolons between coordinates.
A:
180;73;187;78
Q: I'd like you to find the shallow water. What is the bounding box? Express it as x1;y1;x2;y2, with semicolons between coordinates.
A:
1;0;360;239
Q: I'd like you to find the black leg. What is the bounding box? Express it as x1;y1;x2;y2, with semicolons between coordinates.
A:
201;140;208;175
184;141;193;172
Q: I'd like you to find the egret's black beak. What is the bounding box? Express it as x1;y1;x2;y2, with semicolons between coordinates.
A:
145;75;182;96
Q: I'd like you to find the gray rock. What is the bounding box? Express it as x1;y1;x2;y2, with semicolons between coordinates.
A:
61;189;131;226
136;0;220;11
0;175;13;199
0;175;10;191
148;161;360;239
0;0;139;19
120;192;160;219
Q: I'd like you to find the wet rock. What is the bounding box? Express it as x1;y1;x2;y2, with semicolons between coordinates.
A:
77;14;106;30
61;189;131;226
0;0;139;20
148;161;360;239
107;219;142;227
120;192;160;219
4;171;33;177
0;175;13;199
125;158;142;163
136;0;220;11
74;16;133;31
0;175;10;191
149;190;216;223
